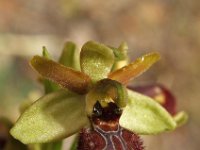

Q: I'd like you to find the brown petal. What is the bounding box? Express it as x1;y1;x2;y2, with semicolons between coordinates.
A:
30;56;91;94
108;53;160;84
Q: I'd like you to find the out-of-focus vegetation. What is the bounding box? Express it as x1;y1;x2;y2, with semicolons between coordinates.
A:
0;0;199;149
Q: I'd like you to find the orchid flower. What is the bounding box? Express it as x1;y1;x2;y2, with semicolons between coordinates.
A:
10;41;188;149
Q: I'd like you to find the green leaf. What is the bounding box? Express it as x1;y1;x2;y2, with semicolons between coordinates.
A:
80;41;114;82
119;90;176;135
10;90;89;144
108;52;160;84
59;41;80;71
30;56;91;94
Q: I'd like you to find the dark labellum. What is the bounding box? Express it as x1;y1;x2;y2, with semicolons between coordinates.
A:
78;102;144;150
129;84;176;115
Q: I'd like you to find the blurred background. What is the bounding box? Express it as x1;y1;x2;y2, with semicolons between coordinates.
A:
0;0;199;149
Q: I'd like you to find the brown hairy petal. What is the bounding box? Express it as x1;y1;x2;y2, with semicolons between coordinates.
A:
108;53;160;84
30;56;91;94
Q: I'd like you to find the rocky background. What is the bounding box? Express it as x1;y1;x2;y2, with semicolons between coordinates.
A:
0;0;199;149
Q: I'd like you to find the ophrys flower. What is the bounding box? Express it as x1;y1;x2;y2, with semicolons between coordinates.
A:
10;41;187;149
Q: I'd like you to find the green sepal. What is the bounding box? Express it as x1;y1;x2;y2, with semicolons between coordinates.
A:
119;90;177;135
59;41;80;71
174;111;188;127
80;41;114;82
10;90;89;144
